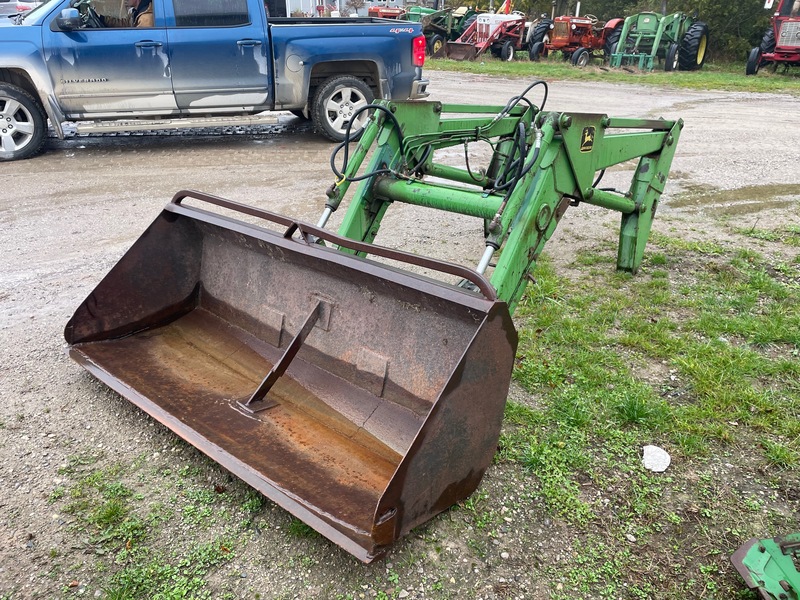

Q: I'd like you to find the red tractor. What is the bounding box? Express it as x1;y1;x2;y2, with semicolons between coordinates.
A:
530;12;624;66
367;4;404;18
746;0;800;75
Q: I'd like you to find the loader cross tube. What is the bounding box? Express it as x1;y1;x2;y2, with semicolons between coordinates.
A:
332;100;682;314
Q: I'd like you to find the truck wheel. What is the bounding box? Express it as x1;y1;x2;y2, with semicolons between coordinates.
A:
501;41;515;62
529;41;544;61
678;21;708;71
665;43;679;71
0;84;47;162
312;75;374;143
745;47;762;76
571;47;590;67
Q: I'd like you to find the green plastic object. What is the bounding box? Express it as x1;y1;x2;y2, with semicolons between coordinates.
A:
732;534;800;600
322;93;682;316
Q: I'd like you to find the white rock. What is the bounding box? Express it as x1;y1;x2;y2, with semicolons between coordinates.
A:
642;445;671;472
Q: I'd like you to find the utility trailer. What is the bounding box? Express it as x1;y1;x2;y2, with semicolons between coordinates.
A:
609;11;708;71
65;83;683;562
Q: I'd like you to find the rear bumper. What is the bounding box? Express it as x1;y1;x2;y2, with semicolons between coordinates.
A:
410;77;430;99
389;67;429;101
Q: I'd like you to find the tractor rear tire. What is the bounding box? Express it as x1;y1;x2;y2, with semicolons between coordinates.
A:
603;23;622;60
571;47;590;67
460;14;477;36
758;28;775;69
760;27;776;54
529;41;544;61
665;43;679;71
0;83;47;162
529;19;552;45
678;21;708;71
745;47;762;76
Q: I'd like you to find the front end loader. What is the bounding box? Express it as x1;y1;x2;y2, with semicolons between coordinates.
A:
65;83;683;562
609;11;709;71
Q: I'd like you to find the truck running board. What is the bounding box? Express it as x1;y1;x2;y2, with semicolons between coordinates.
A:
73;112;289;134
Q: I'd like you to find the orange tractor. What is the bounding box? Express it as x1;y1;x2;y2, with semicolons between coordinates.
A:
529;11;624;65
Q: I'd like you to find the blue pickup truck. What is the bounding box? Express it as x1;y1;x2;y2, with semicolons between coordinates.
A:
0;0;429;160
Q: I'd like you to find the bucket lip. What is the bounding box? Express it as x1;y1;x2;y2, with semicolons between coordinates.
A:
66;343;386;563
164;194;505;314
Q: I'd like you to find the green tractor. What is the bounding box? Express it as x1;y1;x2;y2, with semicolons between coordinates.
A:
403;5;480;56
609;11;708;71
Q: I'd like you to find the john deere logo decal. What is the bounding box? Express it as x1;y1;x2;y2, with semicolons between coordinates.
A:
580;126;595;152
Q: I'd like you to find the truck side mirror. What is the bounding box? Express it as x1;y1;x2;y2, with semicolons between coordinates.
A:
54;8;82;31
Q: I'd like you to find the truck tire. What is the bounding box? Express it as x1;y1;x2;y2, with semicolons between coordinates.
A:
678;21;708;71
0;84;47;162
312;75;374;142
571;47;590;67
745;47;762;76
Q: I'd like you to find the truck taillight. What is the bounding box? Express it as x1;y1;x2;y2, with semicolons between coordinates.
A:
413;35;426;67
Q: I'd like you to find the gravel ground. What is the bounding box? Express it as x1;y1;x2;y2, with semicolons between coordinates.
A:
1;71;798;599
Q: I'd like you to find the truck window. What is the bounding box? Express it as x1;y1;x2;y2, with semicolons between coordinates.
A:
173;0;250;27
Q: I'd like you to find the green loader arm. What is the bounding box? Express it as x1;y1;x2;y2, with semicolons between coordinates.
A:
321;94;682;315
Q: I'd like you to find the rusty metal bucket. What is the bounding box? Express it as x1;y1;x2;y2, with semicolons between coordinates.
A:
444;41;478;60
65;191;517;562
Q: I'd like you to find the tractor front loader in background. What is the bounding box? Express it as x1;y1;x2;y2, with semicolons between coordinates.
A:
65;83;683;562
609;11;709;71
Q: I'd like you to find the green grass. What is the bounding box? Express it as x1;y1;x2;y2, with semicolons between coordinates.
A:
495;221;800;597
49;451;248;599
424;56;800;94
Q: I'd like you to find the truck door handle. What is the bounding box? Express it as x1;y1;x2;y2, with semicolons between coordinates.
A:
134;41;163;48
237;39;263;47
